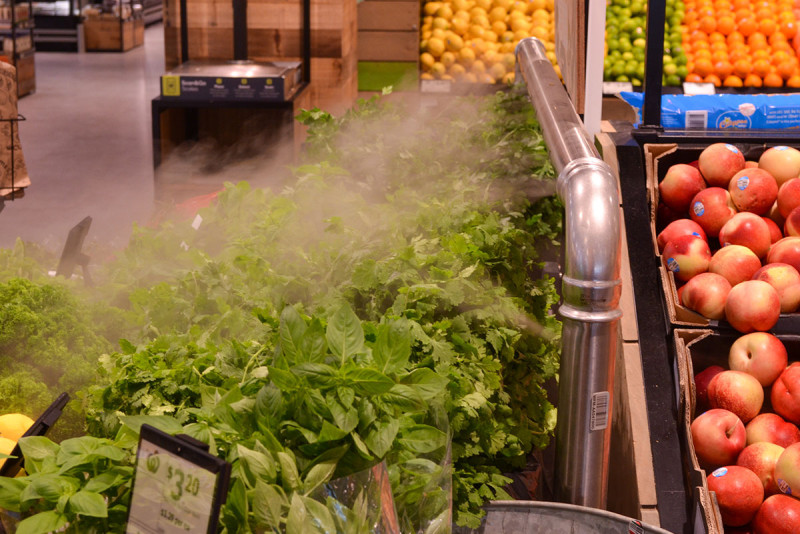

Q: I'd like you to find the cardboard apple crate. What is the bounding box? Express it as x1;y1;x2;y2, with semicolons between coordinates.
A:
84;16;145;52
645;142;800;328
675;328;800;533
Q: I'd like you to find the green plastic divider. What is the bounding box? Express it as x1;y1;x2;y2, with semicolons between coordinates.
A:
358;61;419;92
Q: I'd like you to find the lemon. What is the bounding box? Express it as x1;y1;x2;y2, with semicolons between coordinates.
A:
500;30;515;42
446;33;464;51
490;62;507;80
423;1;442;16
458;46;476;66
427;37;446;57
483;49;499;65
420;52;436;70
0;414;33;442
478;72;496;83
472;14;490;27
545;50;556;64
502;52;515;70
488;6;507;22
484;30;498;43
463;72;478;82
454;9;470;20
532;8;550;20
441;51;457;67
468;24;486;39
421;30;432;40
510;18;531;33
431;62;447;78
491;20;507;35
449;63;467;78
452;18;469;34
531;0;546;9
530;25;548;40
475;0;492;10
432;28;447;39
433;16;450;30
469;6;487;17
453;0;472;10
471;59;487;74
469;37;487;54
501;41;516;53
510;0;529;14
0;437;15;470
436;4;454;19
513;29;529;41
545;40;555;52
494;0;513;10
502;71;516;84
420;72;435;80
509;9;527;20
545;0;554;10
441;74;454;80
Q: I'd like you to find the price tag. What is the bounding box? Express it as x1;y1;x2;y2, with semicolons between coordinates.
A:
683;82;716;95
126;425;230;534
602;81;633;95
420;79;452;93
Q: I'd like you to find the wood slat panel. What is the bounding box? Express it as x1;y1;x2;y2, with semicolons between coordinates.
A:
357;30;417;61
357;1;418;31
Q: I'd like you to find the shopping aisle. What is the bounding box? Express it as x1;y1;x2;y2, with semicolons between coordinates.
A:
0;24;165;250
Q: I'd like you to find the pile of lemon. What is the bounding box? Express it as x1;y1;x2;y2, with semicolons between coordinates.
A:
419;0;557;83
0;413;34;470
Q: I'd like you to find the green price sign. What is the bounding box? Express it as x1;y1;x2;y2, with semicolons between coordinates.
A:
126;425;230;534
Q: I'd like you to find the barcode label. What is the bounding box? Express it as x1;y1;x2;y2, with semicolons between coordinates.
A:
628;520;645;534
590;391;610;431
685;110;708;129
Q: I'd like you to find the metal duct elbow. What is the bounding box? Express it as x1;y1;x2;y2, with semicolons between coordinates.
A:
516;37;623;509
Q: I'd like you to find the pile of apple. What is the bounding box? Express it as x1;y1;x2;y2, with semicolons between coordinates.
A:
658;142;800;332
690;332;800;532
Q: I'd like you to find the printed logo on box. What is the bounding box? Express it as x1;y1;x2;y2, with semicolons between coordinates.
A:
718;114;751;129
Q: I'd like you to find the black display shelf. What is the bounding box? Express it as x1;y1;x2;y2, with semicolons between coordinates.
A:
32;0;86;52
610;122;704;534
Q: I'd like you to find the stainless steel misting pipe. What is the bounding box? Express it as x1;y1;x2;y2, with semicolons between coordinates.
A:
515;37;623;509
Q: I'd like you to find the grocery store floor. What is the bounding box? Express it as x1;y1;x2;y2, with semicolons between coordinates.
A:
0;24;165;251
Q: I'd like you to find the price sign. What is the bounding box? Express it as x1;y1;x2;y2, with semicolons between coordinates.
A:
126;425;230;534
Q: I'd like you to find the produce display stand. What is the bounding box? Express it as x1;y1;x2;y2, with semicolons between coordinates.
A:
0;0;35;96
83;0;144;52
32;0;87;52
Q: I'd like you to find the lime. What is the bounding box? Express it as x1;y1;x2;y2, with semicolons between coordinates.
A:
664;63;678;76
665;74;681;86
616;74;630;82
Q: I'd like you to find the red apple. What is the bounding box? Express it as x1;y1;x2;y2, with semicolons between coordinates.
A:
785;206;800;238
774;442;800;497
719;213;772;259
708;370;764;423
691;408;747;468
706;465;764;526
695;365;725;413
709;245;763;286
699;143;746;187
725;280;781;333
690;187;738;238
729;168;779;215
759;146;800;186
729;332;789;387
778;178;800;218
752;263;800;313
767;236;800;273
657;219;708;253
660;163;707;212
746;413;800;448
662;234;712;282
772;363;800;426
762;216;783;243
753;494;800;534
737;442;785;494
681;272;732;319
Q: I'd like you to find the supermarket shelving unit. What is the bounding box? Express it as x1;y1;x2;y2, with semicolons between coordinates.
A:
32;0;87;51
0;0;34;95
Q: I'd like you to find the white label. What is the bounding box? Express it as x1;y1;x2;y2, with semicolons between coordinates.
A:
590;391;610;431
628;520;645;534
420;80;451;93
683;82;716;95
126;441;219;533
191;214;203;230
602;81;633;95
685;110;708;129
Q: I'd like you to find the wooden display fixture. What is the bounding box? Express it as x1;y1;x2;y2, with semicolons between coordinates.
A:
0;0;35;97
84;15;144;51
356;0;418;92
162;0;357;115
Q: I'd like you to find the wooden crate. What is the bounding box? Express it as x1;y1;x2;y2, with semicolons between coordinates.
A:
162;0;357;114
85;17;145;51
15;51;34;97
356;0;418;91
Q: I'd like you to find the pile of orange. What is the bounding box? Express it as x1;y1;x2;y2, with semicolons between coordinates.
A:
683;0;800;88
